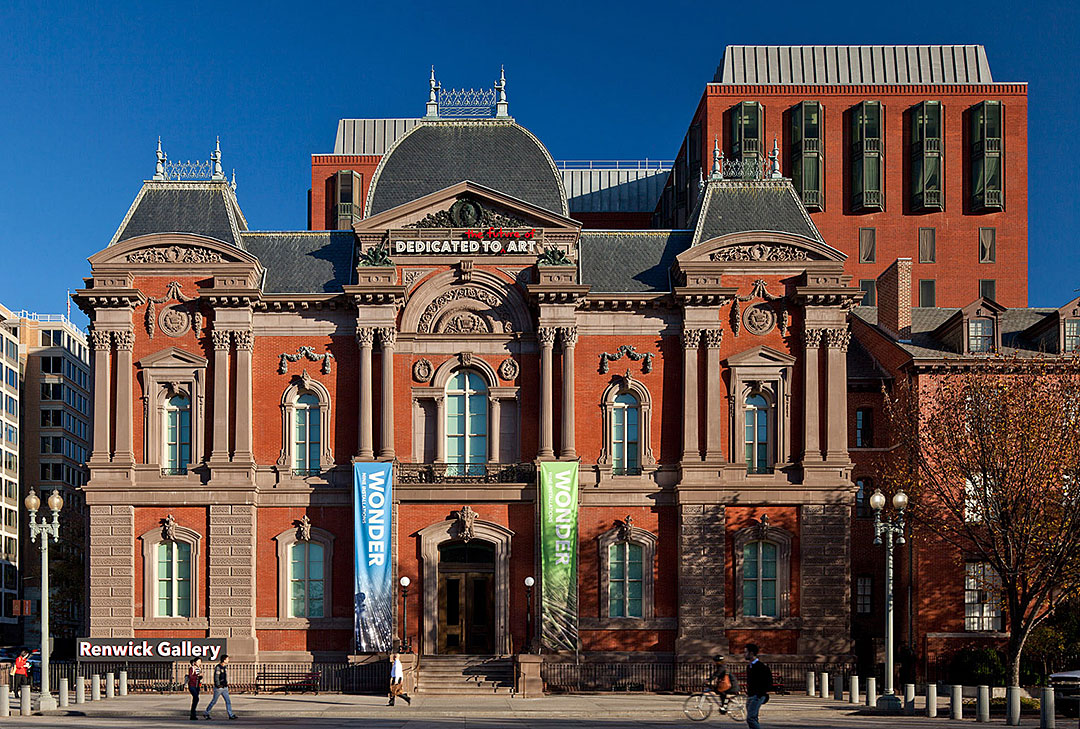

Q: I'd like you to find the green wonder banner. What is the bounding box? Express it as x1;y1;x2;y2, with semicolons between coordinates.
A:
539;461;579;652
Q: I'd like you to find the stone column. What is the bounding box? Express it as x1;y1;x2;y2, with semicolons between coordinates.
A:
434;395;447;463
87;505;134;637
703;329;724;460
377;327;396;460
357;328;374;459
232;330;254;462
537;327;556;459
89;330;112;463
681;328;702;462
207;505;258;659
559;327;578;460
797;503;851;655
209;330;231;463
489;398;502;463
801;328;823;463
824;328;851;462
112;330;135;465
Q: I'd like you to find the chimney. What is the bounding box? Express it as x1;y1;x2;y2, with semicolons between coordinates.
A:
877;258;912;341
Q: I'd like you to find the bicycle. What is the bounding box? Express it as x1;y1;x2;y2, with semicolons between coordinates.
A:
683;687;747;721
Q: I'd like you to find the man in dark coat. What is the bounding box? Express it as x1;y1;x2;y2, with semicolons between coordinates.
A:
743;643;773;729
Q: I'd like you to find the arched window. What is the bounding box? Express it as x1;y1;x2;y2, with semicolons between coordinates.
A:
611;393;640;476
742;540;778;617
744;394;770;474
293;392;322;476
156;540;192;617
164;394;191;475
607;541;643;617
289;541;325;618
445;370;488;476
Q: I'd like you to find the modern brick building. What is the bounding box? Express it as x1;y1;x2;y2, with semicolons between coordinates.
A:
0;307;22;645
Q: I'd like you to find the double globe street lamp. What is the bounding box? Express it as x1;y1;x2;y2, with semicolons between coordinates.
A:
870;488;907;712
25;489;63;711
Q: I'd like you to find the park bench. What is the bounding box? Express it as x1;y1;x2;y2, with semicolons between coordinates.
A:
254;668;321;695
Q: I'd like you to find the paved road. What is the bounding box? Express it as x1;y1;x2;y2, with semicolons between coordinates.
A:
0;692;1061;727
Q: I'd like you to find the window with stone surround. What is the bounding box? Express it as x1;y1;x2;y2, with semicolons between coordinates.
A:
137;348;207;474
732;522;793;622
607;541;643;618
611;393;640;476
598;376;655;476
140;522;202;623
725;347;794;471
445;369;488;477
163;394;191;475
292;392;322;476
278;373;333;477
744;393;772;474
596;523;657;624
156;541;191;617
274;524;334;623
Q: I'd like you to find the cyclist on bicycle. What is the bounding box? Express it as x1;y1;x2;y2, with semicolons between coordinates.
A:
710;655;738;713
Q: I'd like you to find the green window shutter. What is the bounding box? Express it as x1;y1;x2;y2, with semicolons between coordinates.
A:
852;101;884;211
791;101;823;210
971;101;1004;210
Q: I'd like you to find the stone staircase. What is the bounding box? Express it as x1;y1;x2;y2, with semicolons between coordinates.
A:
416;655;515;695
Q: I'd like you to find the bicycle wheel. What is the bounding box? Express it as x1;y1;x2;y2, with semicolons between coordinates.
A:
727;695;747;721
683;692;714;721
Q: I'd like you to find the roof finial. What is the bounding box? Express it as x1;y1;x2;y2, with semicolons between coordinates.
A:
710;137;722;180
230;169;237;192
211;136;225;181
426;66;440;118
153;137;166;180
769;138;781;179
495;65;509;118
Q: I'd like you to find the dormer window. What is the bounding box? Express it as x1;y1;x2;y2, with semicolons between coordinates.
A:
969;318;994;353
1065;319;1080;353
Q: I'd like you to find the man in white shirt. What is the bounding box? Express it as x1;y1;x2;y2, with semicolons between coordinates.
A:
388;652;411;706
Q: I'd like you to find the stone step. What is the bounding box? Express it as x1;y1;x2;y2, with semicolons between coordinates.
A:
416;656;515;695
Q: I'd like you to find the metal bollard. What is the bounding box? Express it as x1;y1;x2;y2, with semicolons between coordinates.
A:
951;684;963;720
1040;685;1055;729
106;671;115;699
60;677;69;707
91;673;101;701
119;670;128;696
1006;686;1020;726
820;672;829;700
977;685;990;722
20;685;30;716
866;676;877;707
834;674;844;700
76;675;86;704
0;683;8;717
904;683;916;715
850;675;860;705
807;670;816;697
926;683;937;718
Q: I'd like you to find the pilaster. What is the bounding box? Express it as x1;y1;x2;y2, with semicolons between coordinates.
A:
801;328;823;464
377;327;396;461
209;329;231;464
559;326;578;459
703;328;724;460
232;330;254;463
357;328;375;460
87;505;134;638
207;505;258;660
112;330;135;466
823;327;851;463
675;502;728;659
89;329;112;464
681;328;702;463
797;503;852;655
537;326;556;460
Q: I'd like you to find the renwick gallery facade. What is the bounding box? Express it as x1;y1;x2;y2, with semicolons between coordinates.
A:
77;46;1039;674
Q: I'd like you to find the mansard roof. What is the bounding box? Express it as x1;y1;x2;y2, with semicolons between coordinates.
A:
366;120;568;217
691;179;823;247
241;232;355;294
109;181;248;248
578;230;691;293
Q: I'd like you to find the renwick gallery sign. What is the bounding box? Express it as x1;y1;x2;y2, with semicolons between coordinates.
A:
390;228;542;256
77;638;226;662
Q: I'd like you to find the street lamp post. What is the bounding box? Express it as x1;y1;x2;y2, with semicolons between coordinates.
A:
524;576;535;653
399;576;411;653
25;489;63;712
870;488;907;713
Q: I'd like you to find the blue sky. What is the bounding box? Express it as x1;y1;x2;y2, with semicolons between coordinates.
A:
1;0;1078;325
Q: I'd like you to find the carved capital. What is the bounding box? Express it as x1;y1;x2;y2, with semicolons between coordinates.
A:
112;330;134;351
377;326;397;348
537;326;557;347
560;326;578;348
704;328;724;349
682;328;703;349
356;327;375;348
824;327;851;352
804;328;825;348
232;330;253;351
90;329;112;351
211;330;232;351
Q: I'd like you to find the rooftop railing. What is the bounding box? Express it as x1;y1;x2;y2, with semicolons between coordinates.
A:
556;160;672;170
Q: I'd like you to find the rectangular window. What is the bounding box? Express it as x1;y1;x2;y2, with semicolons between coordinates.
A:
608;541;643;618
852;101;884;211
965;562;1003;631
41;382;61;401
919;228;936;263
919;280;937;308
1065;319;1080;353
855;408;873;448
971;101;1004;210
791;101;823;210
911;101;944;210
732;101;763;164
156;541;192;618
611;394;641;476
859;228;876;263
857;576;873;614
979;280;997;302
969;318;994;353
289;542;325;618
855;478;872;519
743;541;778;617
859;280;876;306
979;227;996;263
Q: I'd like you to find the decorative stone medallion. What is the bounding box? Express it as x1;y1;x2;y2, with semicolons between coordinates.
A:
450;199;482;227
743;302;776;336
158;304;192;337
498;358;519;381
412;358;433;382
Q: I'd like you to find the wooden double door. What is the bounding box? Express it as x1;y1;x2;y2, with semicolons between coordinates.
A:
437;540;495;654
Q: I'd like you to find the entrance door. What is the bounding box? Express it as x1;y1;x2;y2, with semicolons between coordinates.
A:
437;540;496;654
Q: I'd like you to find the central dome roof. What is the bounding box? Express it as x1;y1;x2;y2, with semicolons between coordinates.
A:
365;120;568;217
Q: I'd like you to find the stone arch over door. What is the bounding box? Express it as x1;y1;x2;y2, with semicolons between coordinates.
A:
418;517;514;655
400;270;533;335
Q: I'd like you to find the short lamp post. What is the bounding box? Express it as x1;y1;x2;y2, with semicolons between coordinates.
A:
399;576;411;653
870;488;907;712
524;576;535;653
25;489;63;711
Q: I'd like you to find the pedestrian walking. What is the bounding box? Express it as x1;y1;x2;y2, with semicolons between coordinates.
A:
743;643;773;729
10;649;29;696
387;652;410;706
203;654;237;720
186;658;202;721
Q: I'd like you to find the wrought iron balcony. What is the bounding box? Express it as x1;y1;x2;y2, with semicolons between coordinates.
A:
396;462;536;484
292;468;322;477
611;466;643;477
160;467;188;476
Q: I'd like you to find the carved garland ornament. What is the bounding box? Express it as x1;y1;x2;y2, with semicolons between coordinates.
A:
145;281;202;339
127;246;223;265
710;244;808;262
598;345;653;375
418;286;513;334
413;358;433;382
730;279;790;338
406;200;529;229
402;268;435;290
498;358;519;381
279;346;334;375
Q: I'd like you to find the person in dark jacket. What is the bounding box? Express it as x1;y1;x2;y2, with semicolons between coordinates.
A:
709;655;738;713
743;644;773;729
186;658;202;721
203;654;237;720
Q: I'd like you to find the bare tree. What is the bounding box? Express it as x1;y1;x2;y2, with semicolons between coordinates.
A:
880;357;1080;686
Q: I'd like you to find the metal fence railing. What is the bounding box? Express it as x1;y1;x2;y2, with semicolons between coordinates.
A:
541;660;856;694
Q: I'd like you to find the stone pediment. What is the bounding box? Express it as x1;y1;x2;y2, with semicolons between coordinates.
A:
137;346;208;369
724;345;796;368
678;231;845;266
89;232;260;270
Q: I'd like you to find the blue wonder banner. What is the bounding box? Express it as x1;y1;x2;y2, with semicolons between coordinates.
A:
353;462;394;652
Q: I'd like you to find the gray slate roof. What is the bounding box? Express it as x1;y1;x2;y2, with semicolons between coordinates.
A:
579;231;691;293
847;336;891;382
714;45;995;85
692;179;823;246
112;183;246;247
367;121;567;216
242;232;355;294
